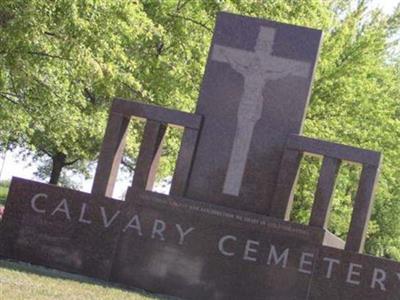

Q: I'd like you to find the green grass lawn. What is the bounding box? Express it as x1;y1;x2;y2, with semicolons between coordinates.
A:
0;260;174;300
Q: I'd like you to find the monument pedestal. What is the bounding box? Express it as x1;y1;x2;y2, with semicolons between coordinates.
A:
1;179;399;299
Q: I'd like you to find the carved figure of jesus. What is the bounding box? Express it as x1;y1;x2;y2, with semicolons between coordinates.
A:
211;27;311;196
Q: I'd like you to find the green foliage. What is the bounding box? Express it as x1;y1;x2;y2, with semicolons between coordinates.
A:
0;0;164;181
0;0;399;260
0;180;9;206
302;1;400;259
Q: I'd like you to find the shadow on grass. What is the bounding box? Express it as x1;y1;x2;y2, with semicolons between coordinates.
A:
0;259;176;299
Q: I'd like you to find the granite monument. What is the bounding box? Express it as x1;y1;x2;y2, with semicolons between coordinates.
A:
0;12;399;300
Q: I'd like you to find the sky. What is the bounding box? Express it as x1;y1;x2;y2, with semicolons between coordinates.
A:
0;0;398;197
0;148;168;198
370;0;399;14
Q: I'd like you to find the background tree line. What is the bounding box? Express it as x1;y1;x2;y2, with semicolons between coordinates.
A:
0;0;399;259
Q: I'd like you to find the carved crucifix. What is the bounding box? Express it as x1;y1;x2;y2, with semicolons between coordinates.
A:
211;27;311;196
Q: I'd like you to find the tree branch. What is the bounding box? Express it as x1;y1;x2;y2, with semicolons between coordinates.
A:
0;91;18;97
121;158;135;172
167;13;212;32
121;82;150;102
84;88;96;104
65;158;80;166
0;92;19;105
0;90;34;115
27;51;70;61
175;0;191;13
37;147;52;158
44;31;63;39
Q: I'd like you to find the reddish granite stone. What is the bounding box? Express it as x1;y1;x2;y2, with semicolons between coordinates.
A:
0;11;393;300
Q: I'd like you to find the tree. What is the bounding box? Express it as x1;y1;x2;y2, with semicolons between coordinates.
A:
297;1;400;259
0;0;219;184
0;0;163;183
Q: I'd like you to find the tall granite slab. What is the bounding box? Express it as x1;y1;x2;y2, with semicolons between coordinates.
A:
186;12;322;214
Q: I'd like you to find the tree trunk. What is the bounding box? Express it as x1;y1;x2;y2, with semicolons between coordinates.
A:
49;152;67;185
